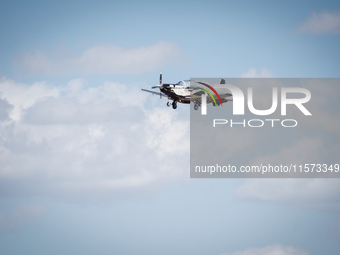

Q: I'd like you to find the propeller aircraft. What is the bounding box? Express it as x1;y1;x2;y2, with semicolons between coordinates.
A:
141;74;233;110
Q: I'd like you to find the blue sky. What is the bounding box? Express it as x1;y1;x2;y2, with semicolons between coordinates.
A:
0;1;340;255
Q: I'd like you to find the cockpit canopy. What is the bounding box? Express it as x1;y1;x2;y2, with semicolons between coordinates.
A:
175;80;190;88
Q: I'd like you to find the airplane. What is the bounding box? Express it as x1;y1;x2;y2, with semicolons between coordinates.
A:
141;73;233;110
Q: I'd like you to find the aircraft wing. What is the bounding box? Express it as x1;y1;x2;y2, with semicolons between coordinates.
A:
141;89;169;98
219;93;232;98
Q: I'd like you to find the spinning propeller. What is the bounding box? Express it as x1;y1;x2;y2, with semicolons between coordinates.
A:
151;73;163;99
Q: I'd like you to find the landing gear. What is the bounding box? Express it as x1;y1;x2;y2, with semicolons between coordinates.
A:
172;101;177;109
194;104;199;111
167;101;177;109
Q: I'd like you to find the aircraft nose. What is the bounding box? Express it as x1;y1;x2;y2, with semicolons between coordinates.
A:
151;84;162;89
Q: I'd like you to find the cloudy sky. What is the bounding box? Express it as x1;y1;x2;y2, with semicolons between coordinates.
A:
0;1;340;255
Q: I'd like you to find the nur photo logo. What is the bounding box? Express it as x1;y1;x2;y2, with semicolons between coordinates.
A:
195;78;312;128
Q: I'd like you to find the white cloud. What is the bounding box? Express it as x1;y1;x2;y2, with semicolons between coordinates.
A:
14;41;185;76
236;178;340;209
0;77;59;121
240;68;273;78
301;79;340;138
0;77;189;202
221;244;307;255
231;78;340;211
296;11;340;35
235;136;340;211
0;204;44;230
78;42;184;74
251;137;323;166
0;98;13;121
